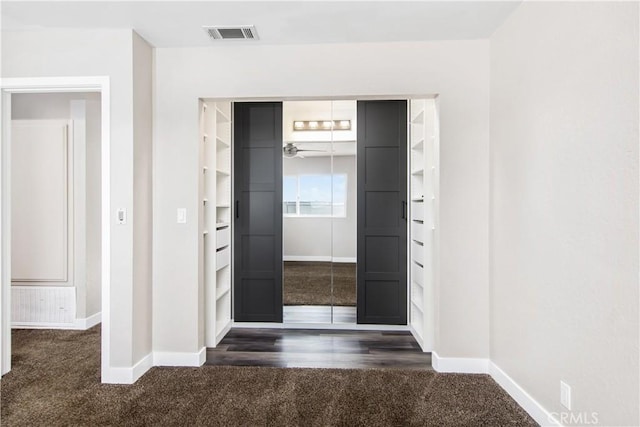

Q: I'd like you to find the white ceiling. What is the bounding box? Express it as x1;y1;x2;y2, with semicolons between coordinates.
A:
1;1;522;48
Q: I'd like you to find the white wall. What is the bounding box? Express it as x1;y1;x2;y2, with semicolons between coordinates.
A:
131;32;153;365
154;40;490;359
490;2;639;425
11;93;102;319
2;29;153;378
283;155;356;261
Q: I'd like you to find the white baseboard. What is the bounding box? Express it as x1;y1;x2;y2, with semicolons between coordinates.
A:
408;324;427;352
74;312;101;330
431;351;489;374
102;352;153;384
430;355;559;426
284;255;331;262
283;256;356;263
489;362;560;427
232;321;409;331
332;257;356;263
12;322;76;330
215;322;233;346
153;347;206;367
132;353;154;382
13;312;102;330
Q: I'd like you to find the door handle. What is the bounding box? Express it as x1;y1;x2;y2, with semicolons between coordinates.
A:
235;200;240;219
401;201;407;220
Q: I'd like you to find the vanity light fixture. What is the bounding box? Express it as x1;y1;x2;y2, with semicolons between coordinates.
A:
292;120;351;131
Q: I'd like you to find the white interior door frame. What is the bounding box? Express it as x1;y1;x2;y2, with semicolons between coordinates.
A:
0;76;110;378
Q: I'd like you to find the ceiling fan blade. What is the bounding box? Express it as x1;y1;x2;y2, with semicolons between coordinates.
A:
297;149;326;152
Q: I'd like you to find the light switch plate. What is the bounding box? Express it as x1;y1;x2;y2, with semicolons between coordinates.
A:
560;381;571;410
177;208;187;224
117;208;126;225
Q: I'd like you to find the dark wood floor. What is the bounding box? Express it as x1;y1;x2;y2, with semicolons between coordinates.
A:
206;328;432;370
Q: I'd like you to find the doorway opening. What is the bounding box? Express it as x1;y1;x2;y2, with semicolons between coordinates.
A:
200;96;439;352
10;92;102;331
0;77;111;380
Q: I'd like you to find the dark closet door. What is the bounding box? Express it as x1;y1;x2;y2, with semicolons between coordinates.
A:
357;100;408;324
234;102;283;322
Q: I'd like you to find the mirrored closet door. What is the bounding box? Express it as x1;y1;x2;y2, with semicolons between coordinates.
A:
282;100;357;324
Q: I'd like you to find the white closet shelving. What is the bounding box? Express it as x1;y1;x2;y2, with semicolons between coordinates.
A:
200;100;232;347
409;98;439;351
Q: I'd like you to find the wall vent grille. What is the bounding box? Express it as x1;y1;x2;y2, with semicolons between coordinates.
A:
11;286;76;326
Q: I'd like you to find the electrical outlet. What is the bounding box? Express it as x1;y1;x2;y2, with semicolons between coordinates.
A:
560;381;571;410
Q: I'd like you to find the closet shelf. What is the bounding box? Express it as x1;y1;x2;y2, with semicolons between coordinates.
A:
216;108;231;123
203;101;233;349
411;139;424;150
216;136;230;148
216;285;231;300
411;109;425;124
411;300;424;313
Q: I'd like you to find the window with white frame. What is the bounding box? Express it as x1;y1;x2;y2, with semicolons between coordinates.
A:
283;174;347;217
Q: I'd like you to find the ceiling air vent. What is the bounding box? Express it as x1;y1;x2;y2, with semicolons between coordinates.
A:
204;26;258;41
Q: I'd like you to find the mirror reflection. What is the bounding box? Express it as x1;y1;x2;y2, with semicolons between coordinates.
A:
282;100;357;324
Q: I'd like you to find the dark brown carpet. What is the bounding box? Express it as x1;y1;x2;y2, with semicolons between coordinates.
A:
0;326;537;426
284;262;356;306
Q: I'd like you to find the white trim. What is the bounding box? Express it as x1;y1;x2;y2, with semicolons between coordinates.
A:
331;257;356;263
489;362;561;427
153;347;207;367
102;367;137;385
70;101;87;319
98;78;111;384
75;312;101;330
283;255;331;262
102;352;153;385
429;353;561;426
132;353;154;383
0;77;104;93
1;91;12;375
215;322;233;346
12;322;75;329
283;255;356;263
431;351;489;374
232;321;409;331
10;311;100;330
0;76;111;381
409;324;428;352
